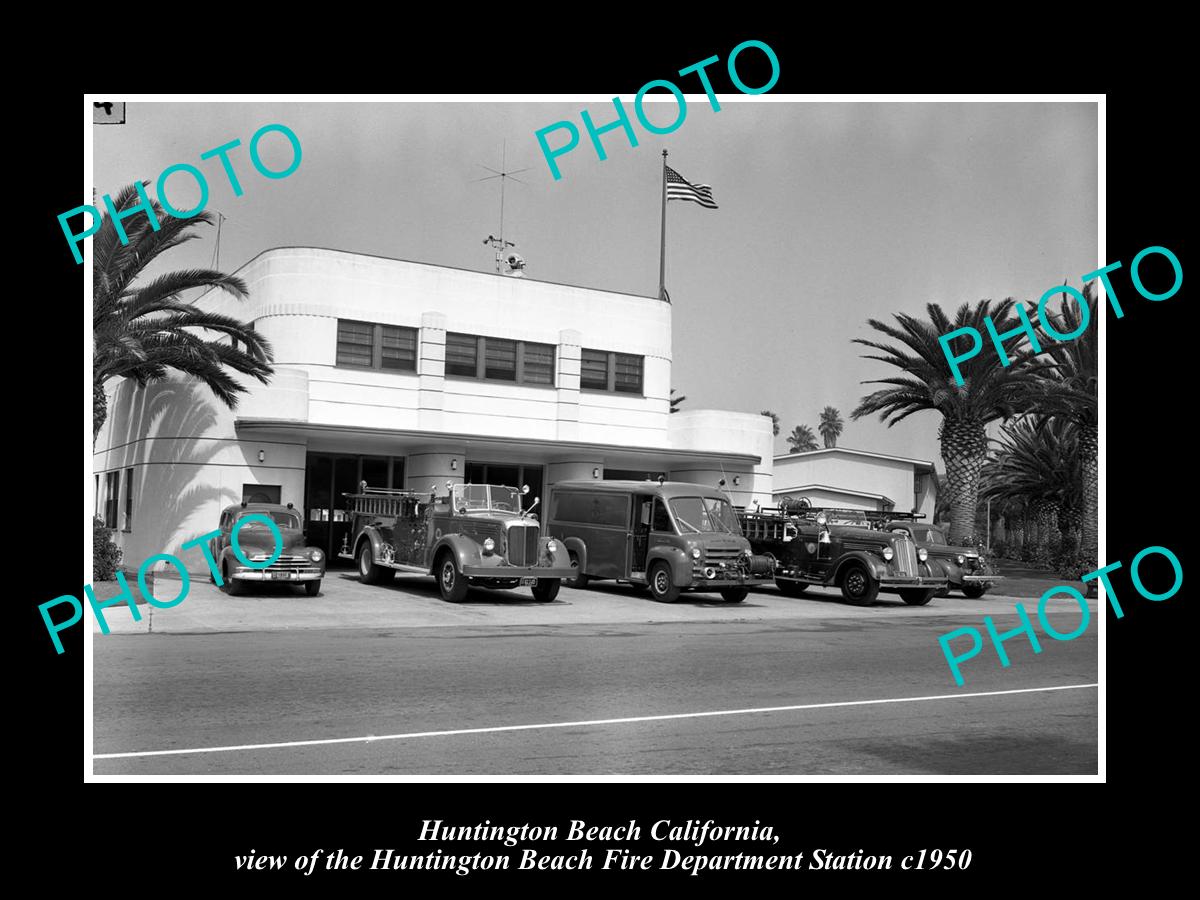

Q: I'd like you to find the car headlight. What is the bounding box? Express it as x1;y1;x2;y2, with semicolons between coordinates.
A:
881;547;894;561
956;554;965;565
918;548;928;562
691;548;702;559
483;538;495;552
308;549;323;562
547;540;557;552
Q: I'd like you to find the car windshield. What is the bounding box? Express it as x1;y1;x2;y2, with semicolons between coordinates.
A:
669;497;741;534
453;484;523;513
916;527;948;545
238;510;300;529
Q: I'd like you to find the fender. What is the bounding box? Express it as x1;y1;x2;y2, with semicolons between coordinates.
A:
429;534;483;574
562;536;589;575
353;525;388;566
646;546;693;586
930;558;962;583
832;550;881;584
539;537;569;569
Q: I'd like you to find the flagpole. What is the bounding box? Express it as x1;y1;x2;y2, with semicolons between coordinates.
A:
658;149;668;303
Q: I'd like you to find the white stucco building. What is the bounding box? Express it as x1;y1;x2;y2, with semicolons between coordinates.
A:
93;248;774;572
772;447;937;519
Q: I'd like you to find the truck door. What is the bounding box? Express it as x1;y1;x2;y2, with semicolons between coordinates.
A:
631;495;653;573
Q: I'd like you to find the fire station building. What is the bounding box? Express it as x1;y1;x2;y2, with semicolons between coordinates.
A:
93;247;775;572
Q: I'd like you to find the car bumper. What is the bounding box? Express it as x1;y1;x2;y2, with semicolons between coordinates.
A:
877;577;948;588
688;572;773;589
960;574;1003;583
231;568;323;582
461;565;575;579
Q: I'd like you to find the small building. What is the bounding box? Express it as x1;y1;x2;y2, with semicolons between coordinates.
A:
771;447;937;518
93;247;774;573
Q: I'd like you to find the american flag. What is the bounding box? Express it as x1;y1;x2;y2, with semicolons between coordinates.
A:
665;165;718;209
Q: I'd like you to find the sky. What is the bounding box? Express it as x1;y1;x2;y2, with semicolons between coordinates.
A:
93;99;1097;465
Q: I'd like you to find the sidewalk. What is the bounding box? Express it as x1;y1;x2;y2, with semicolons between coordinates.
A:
89;568;1099;637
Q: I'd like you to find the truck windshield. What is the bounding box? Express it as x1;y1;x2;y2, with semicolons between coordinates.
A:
916;527;948;545
454;485;523;512
669;497;741;534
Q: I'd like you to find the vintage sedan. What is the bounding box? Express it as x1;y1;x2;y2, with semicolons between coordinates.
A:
739;506;947;606
209;502;326;595
339;482;575;603
882;521;1004;599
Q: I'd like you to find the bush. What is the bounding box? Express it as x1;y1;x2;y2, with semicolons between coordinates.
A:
93;516;123;581
1054;549;1098;583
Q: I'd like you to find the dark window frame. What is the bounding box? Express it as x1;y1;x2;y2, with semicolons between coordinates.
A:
122;468;133;532
580;348;645;396
335;319;418;372
444;332;556;388
104;471;119;530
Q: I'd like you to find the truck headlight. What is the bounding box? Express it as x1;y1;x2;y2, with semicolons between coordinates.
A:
308;549;323;562
483;538;495;552
918;548;928;562
881;547;894;561
691;548;702;559
956;554;965;565
547;540;557;553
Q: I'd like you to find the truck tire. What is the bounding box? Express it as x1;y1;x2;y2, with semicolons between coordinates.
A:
839;561;879;606
221;560;244;596
720;587;748;603
776;580;809;597
531;579;561;603
648;561;681;603
437;552;469;603
962;584;989;599
304;580;321;597
900;588;937;606
358;541;389;585
563;551;589;589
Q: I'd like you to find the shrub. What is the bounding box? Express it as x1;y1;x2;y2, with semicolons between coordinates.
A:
93;516;123;581
1054;549;1098;583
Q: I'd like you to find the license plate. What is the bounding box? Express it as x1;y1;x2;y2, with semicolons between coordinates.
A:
266;571;288;580
520;577;537;586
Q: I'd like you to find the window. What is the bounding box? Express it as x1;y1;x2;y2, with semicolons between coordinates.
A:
336;320;417;371
485;338;517;381
446;333;555;386
581;349;644;394
652;498;673;532
122;468;133;532
553;491;629;527
614;353;643;394
242;483;282;504
445;332;478;377
522;342;555;385
104;471;119;529
580;349;608;390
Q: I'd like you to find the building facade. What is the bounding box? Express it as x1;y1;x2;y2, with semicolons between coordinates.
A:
771;447;938;518
93;248;775;573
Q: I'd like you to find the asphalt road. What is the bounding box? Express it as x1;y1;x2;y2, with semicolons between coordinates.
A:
92;588;1098;775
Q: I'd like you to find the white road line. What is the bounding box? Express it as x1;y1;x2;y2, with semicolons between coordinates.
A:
94;682;1099;761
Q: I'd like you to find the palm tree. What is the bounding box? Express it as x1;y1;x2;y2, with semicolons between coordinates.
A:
669;388;687;414
786;424;819;453
818;406;844;448
1018;283;1098;557
851;300;1039;544
93;183;273;442
760;410;781;437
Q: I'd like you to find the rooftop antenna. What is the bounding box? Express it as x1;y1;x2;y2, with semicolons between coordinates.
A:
473;140;530;273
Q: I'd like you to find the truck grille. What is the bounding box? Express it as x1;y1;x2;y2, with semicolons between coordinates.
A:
893;538;917;576
506;525;539;566
705;547;743;563
246;553;320;574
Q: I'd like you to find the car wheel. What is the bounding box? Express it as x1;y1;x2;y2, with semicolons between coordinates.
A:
304;580;321;597
720;587;748;603
563;551;589;589
776;580;809;597
358;542;388;585
531;579;560;603
437;553;469;603
221;561;244;596
900;588;937;606
962;584;989;599
839;562;879;606
648;561;681;603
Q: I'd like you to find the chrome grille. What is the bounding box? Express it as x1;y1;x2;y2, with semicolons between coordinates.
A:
506;525;538;566
704;547;743;563
893;538;917;576
246;554;320;573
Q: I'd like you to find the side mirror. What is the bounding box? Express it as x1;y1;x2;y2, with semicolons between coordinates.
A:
521;484;530;495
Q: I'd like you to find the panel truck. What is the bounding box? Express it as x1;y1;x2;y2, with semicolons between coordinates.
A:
339;482;574;603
